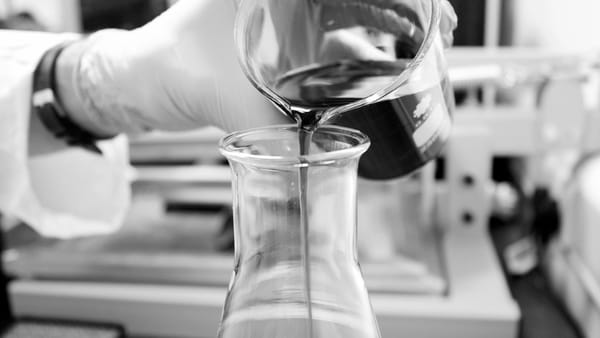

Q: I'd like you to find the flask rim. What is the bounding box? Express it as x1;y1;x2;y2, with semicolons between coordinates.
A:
219;124;370;168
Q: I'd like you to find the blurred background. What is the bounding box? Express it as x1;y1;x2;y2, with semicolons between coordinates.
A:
2;0;600;337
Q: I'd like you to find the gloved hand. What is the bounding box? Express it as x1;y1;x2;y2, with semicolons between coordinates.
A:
58;0;457;136
59;0;288;136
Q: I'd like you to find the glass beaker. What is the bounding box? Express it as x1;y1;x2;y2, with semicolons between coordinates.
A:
233;0;454;179
217;125;380;338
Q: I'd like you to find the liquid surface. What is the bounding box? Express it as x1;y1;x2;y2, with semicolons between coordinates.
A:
276;60;409;109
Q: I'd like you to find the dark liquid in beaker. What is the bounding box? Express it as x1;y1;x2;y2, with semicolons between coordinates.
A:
277;60;454;179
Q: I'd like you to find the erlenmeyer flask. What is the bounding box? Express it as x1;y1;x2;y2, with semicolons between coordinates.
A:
217;125;380;338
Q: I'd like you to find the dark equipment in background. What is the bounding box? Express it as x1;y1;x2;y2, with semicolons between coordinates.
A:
80;0;168;32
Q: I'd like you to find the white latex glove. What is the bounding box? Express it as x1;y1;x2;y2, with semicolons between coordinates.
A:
59;0;288;136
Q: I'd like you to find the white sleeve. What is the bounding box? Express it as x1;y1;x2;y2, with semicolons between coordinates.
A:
0;29;131;239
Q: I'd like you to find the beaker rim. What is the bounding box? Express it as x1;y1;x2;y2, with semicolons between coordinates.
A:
234;0;442;122
219;124;370;167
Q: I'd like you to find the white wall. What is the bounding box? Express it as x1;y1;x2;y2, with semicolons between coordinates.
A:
513;0;600;53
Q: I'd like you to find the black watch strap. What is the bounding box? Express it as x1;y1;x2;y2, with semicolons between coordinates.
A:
32;42;109;154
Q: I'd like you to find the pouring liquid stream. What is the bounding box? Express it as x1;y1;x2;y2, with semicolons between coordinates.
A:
291;88;337;338
297;125;314;338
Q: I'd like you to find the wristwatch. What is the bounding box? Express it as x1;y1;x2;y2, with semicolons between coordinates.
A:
32;42;109;153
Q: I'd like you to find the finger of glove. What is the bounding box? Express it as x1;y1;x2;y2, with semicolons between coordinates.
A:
318;0;422;27
211;79;291;132
440;0;457;47
319;30;395;63
155;61;290;133
318;0;424;40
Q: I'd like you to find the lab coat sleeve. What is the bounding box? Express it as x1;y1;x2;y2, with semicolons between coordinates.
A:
0;29;131;239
